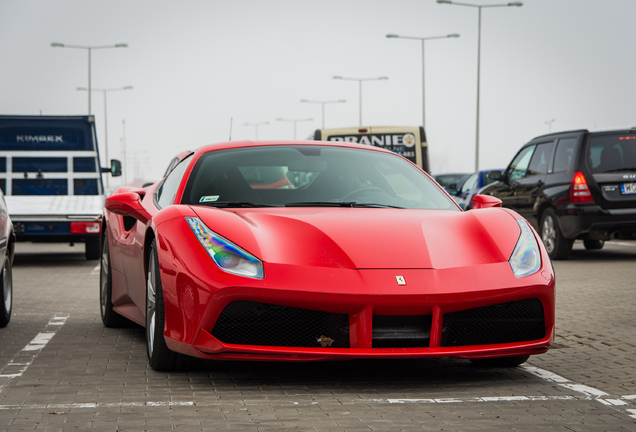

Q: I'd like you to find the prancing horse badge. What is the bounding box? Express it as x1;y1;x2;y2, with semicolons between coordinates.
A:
395;276;406;286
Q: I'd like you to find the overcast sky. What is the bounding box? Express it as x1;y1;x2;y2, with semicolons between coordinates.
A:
1;0;634;185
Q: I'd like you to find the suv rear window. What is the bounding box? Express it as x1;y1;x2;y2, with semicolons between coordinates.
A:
587;133;636;173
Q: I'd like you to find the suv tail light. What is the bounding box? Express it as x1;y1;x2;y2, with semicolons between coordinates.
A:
71;222;101;234
569;171;594;203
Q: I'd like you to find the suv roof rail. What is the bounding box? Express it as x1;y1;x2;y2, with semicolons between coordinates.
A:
531;129;589;140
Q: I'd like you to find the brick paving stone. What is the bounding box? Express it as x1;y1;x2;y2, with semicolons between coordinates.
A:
1;242;636;431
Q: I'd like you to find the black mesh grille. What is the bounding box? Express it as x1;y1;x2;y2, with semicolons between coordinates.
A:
440;298;545;347
211;301;349;348
372;315;432;348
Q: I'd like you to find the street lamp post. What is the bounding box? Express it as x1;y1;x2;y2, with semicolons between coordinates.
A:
386;33;459;129
276;118;313;140
545;118;555;132
244;121;269;140
77;86;133;188
333;76;388;126
436;1;522;171
51;42;128;115
300;99;346;129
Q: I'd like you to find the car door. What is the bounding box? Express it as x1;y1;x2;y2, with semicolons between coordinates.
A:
510;141;555;222
483;141;554;222
483;144;536;210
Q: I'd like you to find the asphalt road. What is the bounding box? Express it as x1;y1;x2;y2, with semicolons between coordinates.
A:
1;240;635;431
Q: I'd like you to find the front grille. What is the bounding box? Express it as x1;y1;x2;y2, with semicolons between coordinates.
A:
440;298;545;347
211;301;349;348
372;315;431;348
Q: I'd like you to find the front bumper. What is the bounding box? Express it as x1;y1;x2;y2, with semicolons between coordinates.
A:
163;262;556;362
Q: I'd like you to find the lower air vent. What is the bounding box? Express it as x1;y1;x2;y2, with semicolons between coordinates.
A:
440;298;545;347
212;301;349;348
372;315;432;348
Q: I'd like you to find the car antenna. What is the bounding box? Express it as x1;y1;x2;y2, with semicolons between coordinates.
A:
228;117;233;141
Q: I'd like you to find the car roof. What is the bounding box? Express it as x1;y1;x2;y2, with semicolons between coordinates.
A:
191;140;403;159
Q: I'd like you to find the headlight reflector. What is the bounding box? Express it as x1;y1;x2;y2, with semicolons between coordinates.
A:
509;220;541;278
186;217;264;279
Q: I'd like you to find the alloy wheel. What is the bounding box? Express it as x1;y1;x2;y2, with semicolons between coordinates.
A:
146;255;157;358
2;256;11;315
541;215;556;254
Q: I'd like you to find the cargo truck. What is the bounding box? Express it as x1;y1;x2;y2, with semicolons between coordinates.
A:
0;115;121;259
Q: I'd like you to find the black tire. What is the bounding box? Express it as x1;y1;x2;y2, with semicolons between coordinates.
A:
100;232;128;327
540;208;573;260
583;239;604;250
0;253;13;328
146;239;178;371
470;355;530;368
85;237;100;260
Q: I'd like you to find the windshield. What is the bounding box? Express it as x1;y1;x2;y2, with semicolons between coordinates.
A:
182;145;458;210
587;133;636;173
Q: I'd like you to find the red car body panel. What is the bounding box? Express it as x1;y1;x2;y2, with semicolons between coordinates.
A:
103;140;555;364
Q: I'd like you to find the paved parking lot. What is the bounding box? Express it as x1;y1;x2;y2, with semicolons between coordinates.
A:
1;241;635;431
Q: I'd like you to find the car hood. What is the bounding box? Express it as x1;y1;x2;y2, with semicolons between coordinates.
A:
189;207;521;270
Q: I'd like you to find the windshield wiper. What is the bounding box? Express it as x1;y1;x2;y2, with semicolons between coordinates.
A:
286;201;358;207
200;201;274;208
285;201;403;208
351;202;404;209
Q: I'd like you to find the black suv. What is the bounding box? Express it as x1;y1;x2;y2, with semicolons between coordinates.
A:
481;129;636;259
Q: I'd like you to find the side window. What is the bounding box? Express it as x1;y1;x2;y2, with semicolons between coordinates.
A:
527;142;555;176
460;173;478;194
553;138;577;173
507;145;536;180
155;155;192;208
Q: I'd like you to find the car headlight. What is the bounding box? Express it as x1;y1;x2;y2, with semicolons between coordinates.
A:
509;220;541;278
186;217;264;279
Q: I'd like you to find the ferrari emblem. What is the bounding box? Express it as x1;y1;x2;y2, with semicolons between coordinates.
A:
396;276;406;286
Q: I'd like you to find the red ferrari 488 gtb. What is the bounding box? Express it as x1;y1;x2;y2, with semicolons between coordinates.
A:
101;140;555;371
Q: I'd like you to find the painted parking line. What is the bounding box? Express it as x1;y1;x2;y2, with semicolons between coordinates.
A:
523;365;636;421
0;315;69;388
0;343;633;422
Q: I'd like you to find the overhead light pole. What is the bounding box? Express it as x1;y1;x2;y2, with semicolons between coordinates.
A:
386;33;459;129
77;86;133;188
545;118;555;133
300;99;346;129
51;42;128;115
333;76;388;126
436;1;522;170
244;121;269;140
276;118;313;140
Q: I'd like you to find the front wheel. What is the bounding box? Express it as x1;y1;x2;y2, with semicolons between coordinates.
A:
100;232;128;327
470;355;529;368
0;253;13;327
540;208;573;260
146;239;178;371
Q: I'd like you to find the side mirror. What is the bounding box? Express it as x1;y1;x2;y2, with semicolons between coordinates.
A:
486;170;503;182
446;183;459;196
102;159;122;177
471;194;503;210
105;191;151;224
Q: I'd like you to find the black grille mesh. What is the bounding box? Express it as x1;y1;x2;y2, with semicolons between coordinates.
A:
211;301;349;348
440;298;545;347
372;315;432;348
